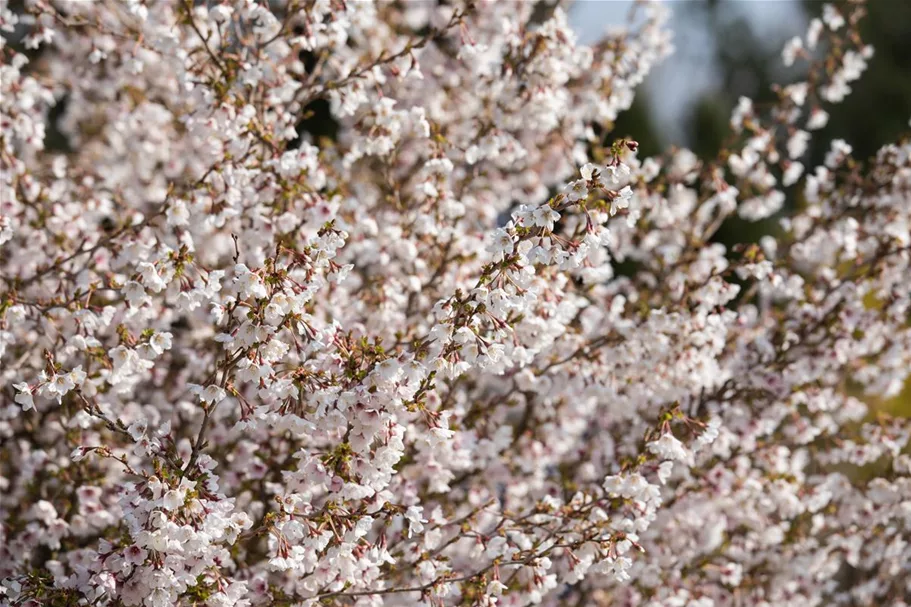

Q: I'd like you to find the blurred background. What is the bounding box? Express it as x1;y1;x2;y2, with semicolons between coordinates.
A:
570;0;911;169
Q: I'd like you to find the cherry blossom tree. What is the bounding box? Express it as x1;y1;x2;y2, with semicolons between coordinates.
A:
2;1;910;606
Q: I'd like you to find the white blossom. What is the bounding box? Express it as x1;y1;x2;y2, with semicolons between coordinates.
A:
0;3;908;606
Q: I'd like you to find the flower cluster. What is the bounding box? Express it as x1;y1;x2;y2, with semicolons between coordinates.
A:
2;1;910;606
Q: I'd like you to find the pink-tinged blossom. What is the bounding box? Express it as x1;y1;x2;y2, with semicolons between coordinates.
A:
1;2;910;606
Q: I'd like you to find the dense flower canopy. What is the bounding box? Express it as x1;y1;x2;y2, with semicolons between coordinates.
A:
2;1;911;606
